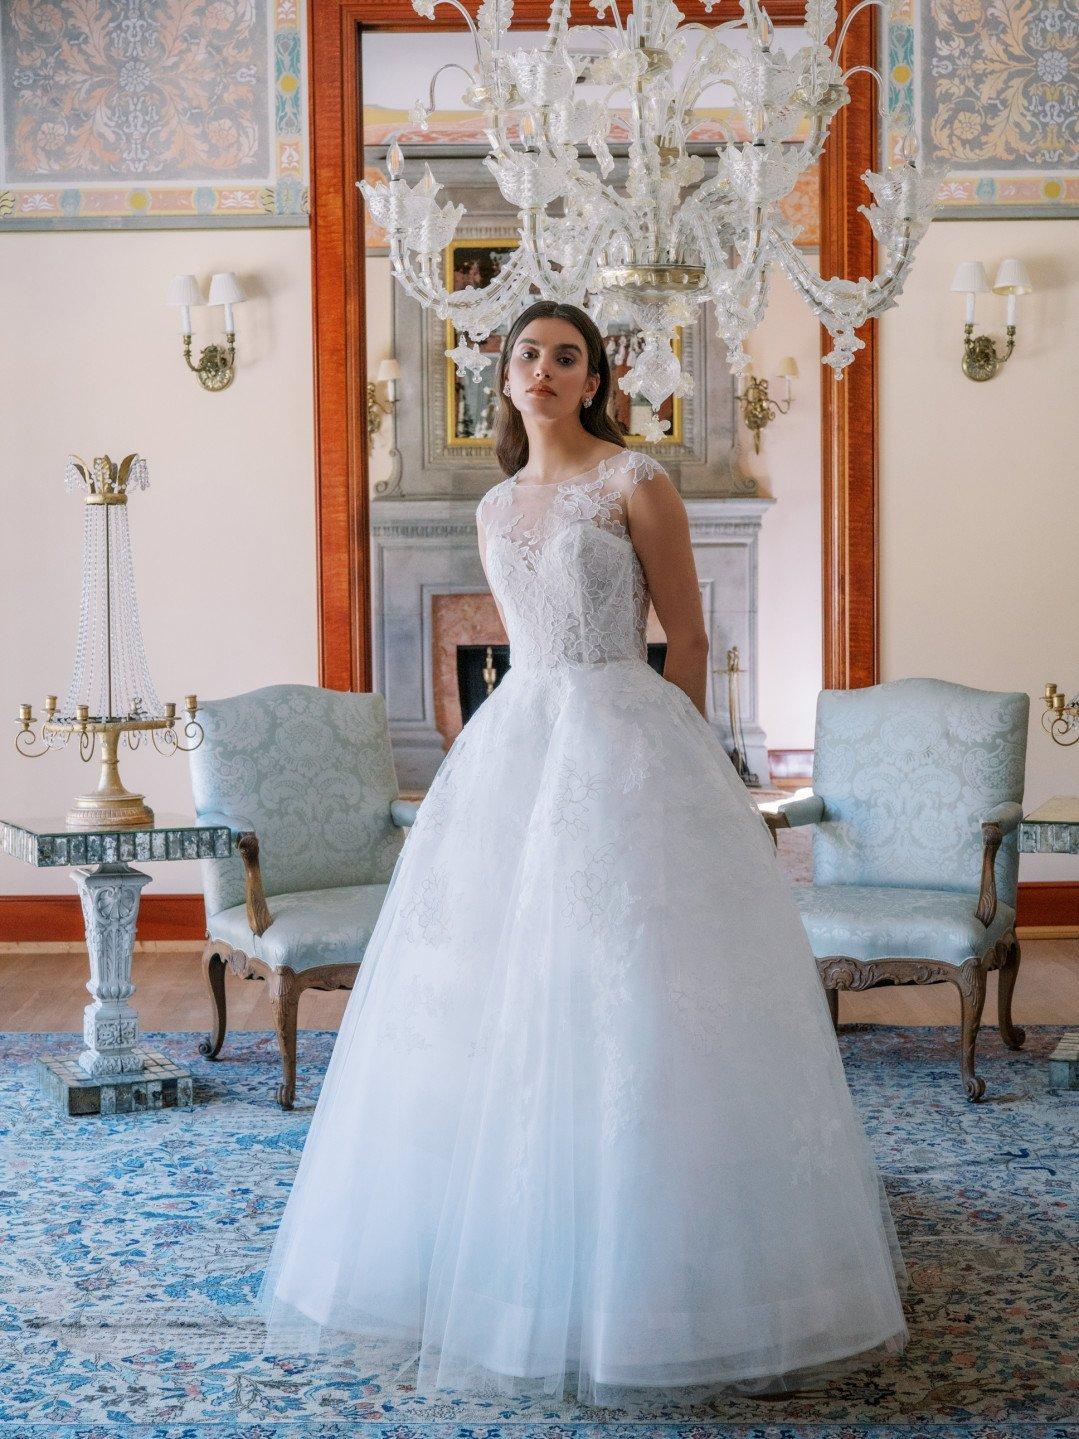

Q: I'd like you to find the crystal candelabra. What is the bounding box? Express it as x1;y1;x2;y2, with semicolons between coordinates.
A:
15;453;204;829
1042;683;1079;748
359;0;944;431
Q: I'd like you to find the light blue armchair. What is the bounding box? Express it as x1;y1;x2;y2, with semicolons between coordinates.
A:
187;684;419;1109
762;677;1028;1101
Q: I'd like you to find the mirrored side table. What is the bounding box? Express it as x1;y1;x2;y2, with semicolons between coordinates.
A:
1;813;232;1116
1019;797;1079;1091
1019;796;1079;856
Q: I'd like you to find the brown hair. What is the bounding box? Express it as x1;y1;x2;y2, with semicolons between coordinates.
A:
493;300;626;477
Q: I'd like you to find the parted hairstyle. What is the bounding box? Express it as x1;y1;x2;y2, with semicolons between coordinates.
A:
493;300;625;477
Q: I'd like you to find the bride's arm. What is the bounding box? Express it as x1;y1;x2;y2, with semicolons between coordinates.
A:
626;473;710;717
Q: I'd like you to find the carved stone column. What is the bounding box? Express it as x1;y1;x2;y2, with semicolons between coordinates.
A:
72;862;152;1077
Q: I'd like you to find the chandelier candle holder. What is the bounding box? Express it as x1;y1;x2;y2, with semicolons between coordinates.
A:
359;0;944;428
15;453;204;830
1042;683;1079;748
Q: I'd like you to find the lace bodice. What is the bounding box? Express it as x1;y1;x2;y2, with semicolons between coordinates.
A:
476;450;664;672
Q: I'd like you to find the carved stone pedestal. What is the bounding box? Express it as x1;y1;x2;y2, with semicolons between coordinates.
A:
73;862;152;1077
0;812;233;1120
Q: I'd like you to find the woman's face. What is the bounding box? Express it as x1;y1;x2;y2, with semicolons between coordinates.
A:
503;317;600;423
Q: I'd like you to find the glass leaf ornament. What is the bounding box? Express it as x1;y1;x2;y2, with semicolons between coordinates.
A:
362;0;943;422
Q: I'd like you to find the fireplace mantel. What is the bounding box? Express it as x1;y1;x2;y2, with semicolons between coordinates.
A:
371;494;774;789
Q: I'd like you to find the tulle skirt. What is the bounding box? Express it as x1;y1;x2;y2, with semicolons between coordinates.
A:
254;657;908;1406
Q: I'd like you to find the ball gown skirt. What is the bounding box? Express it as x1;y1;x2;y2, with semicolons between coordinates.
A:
254;654;909;1406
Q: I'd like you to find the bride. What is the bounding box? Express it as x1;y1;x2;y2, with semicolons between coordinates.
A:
255;299;909;1407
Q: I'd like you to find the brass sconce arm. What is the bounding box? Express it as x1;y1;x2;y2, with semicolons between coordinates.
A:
182;332;237;392
738;374;794;454
962;323;1015;383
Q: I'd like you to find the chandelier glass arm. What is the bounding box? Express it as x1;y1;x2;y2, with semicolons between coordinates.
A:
386;232;531;323
772;219;914;320
833;0;884;58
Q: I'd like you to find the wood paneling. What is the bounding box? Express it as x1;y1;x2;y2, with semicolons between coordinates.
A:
0;895;206;943
2;883;1076;943
819;0;878;689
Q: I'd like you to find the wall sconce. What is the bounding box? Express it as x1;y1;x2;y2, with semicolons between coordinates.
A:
369;358;403;495
165;271;246;391
737;357;798;453
950;258;1033;381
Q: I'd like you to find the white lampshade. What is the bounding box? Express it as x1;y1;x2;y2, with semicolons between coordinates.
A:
777;355;799;379
165;274;204;307
992;258;1033;295
949;261;989;295
207;271;246;307
377;358;402;382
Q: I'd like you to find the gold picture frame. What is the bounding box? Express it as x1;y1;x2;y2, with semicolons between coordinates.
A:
444;237;683;448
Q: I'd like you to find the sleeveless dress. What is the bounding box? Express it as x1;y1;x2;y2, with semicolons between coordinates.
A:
254;449;909;1406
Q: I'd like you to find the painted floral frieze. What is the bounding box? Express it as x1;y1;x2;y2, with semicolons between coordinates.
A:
0;0;307;227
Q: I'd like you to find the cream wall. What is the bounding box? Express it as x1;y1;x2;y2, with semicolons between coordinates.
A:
741;261;824;754
0;230;316;896
4;219;1072;899
880;219;1079;881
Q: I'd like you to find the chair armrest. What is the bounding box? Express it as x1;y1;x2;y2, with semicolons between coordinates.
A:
981;801;1022;836
757;789;825;846
197;809;257;837
235;832;273;937
197;811;273;937
975;804;1021;929
390;797;421;828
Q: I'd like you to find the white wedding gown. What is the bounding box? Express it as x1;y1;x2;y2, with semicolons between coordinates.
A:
255;449;909;1406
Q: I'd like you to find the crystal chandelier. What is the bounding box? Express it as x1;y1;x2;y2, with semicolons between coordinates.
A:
359;0;943;437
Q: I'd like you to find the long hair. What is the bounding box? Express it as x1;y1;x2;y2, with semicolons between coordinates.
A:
493;301;625;477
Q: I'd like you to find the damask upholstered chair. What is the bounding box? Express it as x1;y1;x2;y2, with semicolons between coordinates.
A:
761;678;1028;1101
187;684;418;1109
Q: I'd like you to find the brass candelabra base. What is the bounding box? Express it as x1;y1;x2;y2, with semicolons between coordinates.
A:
64;722;156;829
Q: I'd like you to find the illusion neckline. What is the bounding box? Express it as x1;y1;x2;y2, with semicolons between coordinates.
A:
511;452;622;490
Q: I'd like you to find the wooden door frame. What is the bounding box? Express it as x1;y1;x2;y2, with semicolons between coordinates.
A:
308;0;878;693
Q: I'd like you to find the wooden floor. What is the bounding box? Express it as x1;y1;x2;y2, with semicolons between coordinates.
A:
2;938;1076;1033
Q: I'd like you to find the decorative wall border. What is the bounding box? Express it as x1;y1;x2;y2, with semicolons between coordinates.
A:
885;0;1078;218
0;0;309;229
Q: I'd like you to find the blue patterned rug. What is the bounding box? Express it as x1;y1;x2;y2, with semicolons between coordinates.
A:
0;1025;1074;1439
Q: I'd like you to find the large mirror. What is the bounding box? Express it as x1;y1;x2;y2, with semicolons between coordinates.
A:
362;28;823;805
446;238;682;445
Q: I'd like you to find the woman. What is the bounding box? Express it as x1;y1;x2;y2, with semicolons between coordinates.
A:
255;300;909;1406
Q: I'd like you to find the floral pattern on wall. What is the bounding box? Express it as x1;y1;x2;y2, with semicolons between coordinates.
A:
0;0;307;228
887;0;1077;216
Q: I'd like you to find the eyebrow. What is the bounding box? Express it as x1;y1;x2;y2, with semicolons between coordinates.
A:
516;335;583;354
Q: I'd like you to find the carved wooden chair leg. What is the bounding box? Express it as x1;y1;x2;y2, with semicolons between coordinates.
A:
955;957;988;1102
996;934;1026;1051
269;969;302;1110
824;986;839;1031
199;945;228;1060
